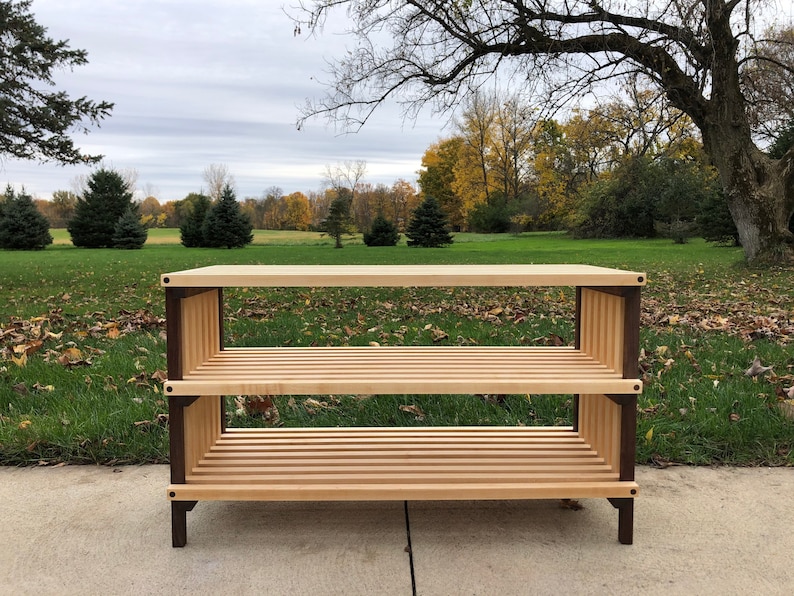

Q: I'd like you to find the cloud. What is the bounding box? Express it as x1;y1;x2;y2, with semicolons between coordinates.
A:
3;1;444;202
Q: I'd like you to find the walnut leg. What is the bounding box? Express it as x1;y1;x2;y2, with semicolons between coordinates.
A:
608;498;634;545
171;500;198;547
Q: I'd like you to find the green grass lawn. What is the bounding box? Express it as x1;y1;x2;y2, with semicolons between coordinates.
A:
1;231;792;466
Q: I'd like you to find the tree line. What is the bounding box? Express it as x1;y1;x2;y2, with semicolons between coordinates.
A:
2;161;452;250
28;174;421;235
296;1;794;264
416;84;753;244
2;1;793;262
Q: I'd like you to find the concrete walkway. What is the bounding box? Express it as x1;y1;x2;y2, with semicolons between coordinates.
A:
1;465;792;595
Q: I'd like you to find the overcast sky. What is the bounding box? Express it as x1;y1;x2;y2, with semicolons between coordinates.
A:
2;1;445;202
4;1;793;203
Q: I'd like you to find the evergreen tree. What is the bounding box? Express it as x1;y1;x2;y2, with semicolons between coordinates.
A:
67;168;134;247
202;184;253;249
363;213;400;246
179;193;211;247
320;191;355;248
697;191;740;246
768;120;794;160
0;0;112;164
0;185;53;250
112;206;148;249
405;196;454;247
572;156;660;239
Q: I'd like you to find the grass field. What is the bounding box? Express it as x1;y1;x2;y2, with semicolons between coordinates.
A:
1;230;792;466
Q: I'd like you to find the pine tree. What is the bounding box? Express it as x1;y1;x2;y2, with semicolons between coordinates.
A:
405;196;454;247
112;207;148;249
363;213;400;246
321;192;355;248
0;185;53;250
67;169;135;247
179;193;211;247
202;184;253;249
0;0;112;164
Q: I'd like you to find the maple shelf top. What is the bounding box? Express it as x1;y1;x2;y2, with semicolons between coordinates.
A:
161;264;646;288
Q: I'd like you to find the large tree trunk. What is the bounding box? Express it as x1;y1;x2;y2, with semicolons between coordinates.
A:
692;5;794;264
705;140;794;263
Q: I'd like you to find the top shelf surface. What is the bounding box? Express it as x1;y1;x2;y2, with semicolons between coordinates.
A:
161;264;646;288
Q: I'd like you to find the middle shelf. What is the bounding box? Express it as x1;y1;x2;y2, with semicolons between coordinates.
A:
164;345;642;396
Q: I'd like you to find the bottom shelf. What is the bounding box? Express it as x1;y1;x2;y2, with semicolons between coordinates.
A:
168;426;639;501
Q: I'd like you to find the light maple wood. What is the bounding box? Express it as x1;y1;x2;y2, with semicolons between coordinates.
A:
166;426;638;501
164;346;641;396
578;394;622;474
161;264;646;288
166;425;639;500
183;395;221;476
180;290;220;374
167;482;639;502
165;264;644;545
580;288;625;374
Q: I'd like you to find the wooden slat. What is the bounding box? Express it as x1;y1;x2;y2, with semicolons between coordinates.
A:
164;425;638;501
578;394;622;474
161;264;647;288
197;457;606;467
580;289;625;375
185;472;620;484
183;396;222;475
164;346;642;396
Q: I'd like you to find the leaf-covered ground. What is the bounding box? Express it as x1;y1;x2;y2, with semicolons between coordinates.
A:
1;238;792;466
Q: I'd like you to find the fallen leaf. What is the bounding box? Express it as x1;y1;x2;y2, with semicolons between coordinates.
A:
244;395;275;415
11;352;27;367
399;404;425;420
150;369;168;382
302;398;330;415
18;420;32;430
650;454;674;469
14;339;43;356
430;327;448;342
744;356;773;377
729;413;741;422
645;427;654;443
559;499;583;510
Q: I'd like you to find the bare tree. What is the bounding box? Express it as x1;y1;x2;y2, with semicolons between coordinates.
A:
203;163;235;202
324;160;368;194
455;90;497;204
296;0;794;263
324;160;368;229
70;166;137;197
742;25;794;141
